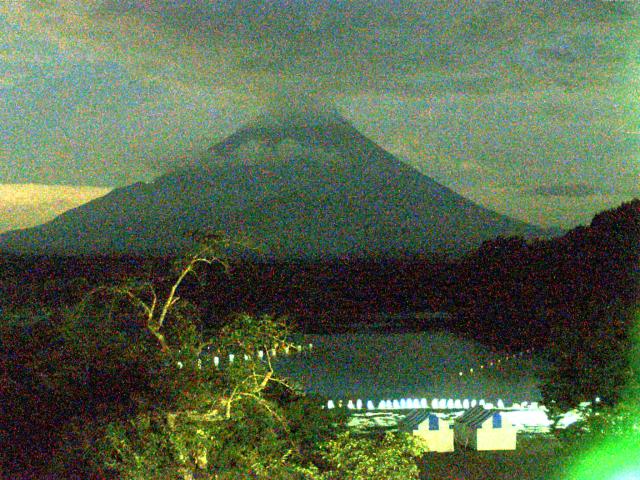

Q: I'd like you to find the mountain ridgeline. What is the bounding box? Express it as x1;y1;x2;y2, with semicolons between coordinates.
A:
0;102;550;257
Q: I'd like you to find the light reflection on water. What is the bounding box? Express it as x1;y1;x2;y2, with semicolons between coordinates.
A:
274;331;544;402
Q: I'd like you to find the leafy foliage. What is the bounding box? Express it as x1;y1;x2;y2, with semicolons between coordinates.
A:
541;301;637;413
317;431;423;480
1;237;422;478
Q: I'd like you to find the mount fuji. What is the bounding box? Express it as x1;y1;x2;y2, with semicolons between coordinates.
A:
0;100;552;258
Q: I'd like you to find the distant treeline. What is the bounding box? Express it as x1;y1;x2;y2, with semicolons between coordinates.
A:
0;199;637;352
447;198;639;352
0;250;450;332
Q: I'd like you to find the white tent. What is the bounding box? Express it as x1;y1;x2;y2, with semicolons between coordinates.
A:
399;410;454;452
454;405;517;451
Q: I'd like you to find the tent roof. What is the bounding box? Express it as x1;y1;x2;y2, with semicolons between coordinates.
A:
455;405;495;428
401;410;438;430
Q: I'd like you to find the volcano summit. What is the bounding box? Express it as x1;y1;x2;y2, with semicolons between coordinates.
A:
0;101;551;257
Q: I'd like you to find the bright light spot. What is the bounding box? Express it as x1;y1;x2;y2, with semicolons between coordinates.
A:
563;423;640;480
612;471;640;480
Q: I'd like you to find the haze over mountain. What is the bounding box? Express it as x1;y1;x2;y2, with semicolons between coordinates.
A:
0;99;554;258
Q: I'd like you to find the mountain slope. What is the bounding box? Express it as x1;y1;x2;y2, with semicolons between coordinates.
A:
0;103;552;257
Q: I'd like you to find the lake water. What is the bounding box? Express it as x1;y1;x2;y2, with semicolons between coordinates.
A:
274;331;544;405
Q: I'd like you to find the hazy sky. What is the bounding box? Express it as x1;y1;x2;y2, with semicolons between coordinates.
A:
1;0;638;231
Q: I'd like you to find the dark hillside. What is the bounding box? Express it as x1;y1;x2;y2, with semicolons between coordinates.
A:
443;199;639;351
0;200;635;346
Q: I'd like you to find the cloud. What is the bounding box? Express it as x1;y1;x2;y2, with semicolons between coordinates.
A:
0;0;638;228
527;183;602;197
457;182;637;229
4;0;636;100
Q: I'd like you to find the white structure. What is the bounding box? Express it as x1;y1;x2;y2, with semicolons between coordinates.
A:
454;406;517;451
400;410;454;452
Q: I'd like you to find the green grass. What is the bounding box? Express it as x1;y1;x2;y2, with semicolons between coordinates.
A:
419;435;574;480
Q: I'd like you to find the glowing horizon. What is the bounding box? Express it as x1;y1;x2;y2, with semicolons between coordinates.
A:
0;183;111;234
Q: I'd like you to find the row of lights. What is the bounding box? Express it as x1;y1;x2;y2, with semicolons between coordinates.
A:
207;343;314;368
456;348;535;378
326;397;539;411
